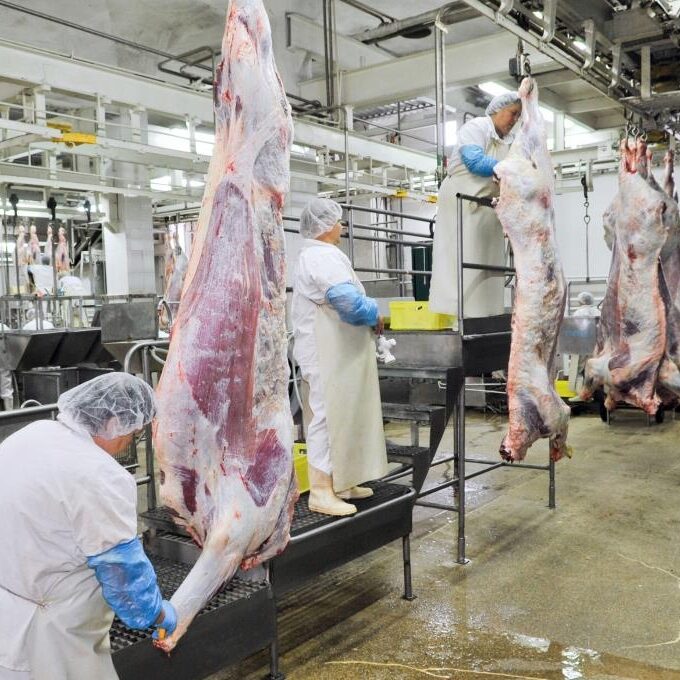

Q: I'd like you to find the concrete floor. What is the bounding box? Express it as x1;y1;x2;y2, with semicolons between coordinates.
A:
205;408;680;680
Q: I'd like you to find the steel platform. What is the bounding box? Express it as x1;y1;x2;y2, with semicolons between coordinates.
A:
142;481;415;598
111;555;277;680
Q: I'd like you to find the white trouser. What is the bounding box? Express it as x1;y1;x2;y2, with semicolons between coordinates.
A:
0;371;12;400
0;667;29;679
300;364;332;475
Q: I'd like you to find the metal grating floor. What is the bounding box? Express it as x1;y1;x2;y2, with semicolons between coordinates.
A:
142;481;411;539
386;443;430;460
109;555;268;652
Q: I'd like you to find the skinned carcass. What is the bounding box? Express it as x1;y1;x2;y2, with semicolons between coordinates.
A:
152;0;296;651
582;140;670;413
160;231;189;330
493;77;570;462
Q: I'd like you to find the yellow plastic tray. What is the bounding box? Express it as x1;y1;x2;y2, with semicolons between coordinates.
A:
293;442;309;493
389;300;456;330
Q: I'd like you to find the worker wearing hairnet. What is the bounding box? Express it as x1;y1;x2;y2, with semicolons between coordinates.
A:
429;92;522;322
292;198;388;516
573;291;600;318
0;373;176;680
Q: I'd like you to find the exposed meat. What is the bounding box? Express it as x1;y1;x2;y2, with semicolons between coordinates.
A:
582;140;670;413
28;225;41;264
152;0;296;651
55;227;69;273
493;77;570;462
160;231;188;329
15;225;30;267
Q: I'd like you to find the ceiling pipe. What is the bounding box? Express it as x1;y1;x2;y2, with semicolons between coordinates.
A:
336;0;395;24
351;2;478;44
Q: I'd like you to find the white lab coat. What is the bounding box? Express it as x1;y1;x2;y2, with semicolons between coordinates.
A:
0;419;138;679
21;319;55;330
573;305;600;318
429;116;514;320
292;240;358;474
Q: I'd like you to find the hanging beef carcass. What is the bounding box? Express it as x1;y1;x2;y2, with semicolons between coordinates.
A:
582;139;671;413
152;0;296;651
492;76;570;462
160;230;189;330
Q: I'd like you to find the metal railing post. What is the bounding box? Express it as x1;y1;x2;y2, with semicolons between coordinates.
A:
141;346;156;511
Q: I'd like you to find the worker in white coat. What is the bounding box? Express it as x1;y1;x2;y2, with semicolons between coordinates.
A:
429;92;522;322
573;291;600;318
0;373;177;680
292;198;388;516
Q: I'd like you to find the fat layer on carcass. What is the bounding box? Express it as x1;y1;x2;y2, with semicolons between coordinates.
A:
493;77;570;462
582;140;670;413
152;0;296;651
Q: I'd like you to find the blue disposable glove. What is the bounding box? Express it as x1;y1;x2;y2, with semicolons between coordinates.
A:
152;600;178;639
459;144;498;177
87;537;163;630
326;282;379;326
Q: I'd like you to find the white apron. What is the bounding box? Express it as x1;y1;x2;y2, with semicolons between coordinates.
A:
429;138;510;321
0;563;118;680
307;302;388;493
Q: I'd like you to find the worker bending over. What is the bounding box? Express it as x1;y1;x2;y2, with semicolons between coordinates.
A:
292;198;388;516
0;373;176;680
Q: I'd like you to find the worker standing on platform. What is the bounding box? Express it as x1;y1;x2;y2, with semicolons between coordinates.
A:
429;92;522;322
292;198;388;517
0;373;176;680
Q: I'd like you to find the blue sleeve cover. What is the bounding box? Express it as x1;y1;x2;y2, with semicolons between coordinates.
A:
326;282;379;326
459;144;498;177
87;537;162;629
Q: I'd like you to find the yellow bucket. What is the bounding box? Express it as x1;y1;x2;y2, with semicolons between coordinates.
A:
389;301;456;331
293;442;309;493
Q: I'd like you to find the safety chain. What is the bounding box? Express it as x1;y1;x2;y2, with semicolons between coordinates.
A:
581;174;590;228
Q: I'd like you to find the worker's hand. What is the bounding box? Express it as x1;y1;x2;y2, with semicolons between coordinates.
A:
374;315;385;335
152;600;177;639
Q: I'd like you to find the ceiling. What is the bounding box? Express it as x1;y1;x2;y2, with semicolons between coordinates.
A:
0;1;680;134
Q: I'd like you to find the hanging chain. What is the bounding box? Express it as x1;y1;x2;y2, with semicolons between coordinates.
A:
581;172;591;282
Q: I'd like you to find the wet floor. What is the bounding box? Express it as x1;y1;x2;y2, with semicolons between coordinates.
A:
203;409;680;679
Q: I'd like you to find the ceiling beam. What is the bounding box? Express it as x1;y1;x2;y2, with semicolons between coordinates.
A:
566;96;620;114
286;13;390;71
299;32;559;109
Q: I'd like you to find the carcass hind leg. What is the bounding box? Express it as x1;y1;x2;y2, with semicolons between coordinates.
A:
240;469;299;570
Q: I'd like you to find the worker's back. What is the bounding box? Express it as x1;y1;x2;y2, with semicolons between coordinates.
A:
0;419;136;603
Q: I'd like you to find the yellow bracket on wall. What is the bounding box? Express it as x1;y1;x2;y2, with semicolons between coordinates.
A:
56;132;97;147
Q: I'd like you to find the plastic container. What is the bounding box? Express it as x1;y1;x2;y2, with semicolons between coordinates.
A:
293;442;309;493
554;379;577;398
389;300;456;330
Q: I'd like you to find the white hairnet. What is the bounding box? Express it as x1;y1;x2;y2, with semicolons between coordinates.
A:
577;291;594;306
485;92;521;116
58;373;156;439
299;198;343;239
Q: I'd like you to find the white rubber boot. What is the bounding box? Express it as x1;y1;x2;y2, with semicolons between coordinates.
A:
308;466;357;516
337;486;374;500
2;397;13;411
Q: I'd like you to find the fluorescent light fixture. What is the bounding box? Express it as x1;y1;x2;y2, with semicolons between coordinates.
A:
533;10;543;18
478;81;512;96
573;39;588;52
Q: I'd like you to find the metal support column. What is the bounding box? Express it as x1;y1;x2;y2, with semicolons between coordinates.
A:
402;535;415;601
434;17;447;184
